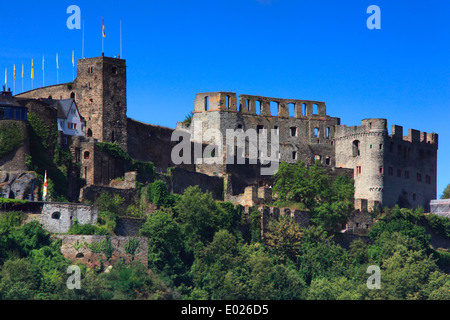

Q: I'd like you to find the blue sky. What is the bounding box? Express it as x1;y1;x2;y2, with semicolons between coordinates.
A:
1;0;449;196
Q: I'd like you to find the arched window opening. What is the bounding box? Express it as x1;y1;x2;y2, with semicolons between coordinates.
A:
51;212;61;220
84;151;90;159
352;140;361;157
314;127;319;138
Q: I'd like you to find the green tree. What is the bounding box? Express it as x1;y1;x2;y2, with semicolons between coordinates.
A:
441;183;450;199
139;210;190;286
273;161;354;231
264;215;303;263
297;226;351;285
146;180;177;208
174;186;227;245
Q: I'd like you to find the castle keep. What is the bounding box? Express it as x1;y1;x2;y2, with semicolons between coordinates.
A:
7;55;439;211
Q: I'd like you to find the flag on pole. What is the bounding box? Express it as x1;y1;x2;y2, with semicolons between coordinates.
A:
102;18;106;37
43;170;48;201
31;59;34;79
56;53;59;70
22;62;24;78
42;56;45;71
13;64;16;81
72;50;75;67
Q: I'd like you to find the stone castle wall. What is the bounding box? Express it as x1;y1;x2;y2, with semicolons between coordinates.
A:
54;235;148;269
335;119;438;210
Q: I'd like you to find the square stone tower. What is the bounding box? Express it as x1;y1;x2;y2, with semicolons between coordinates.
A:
74;56;128;151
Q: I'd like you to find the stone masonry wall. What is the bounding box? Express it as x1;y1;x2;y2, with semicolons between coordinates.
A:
54;235;148;269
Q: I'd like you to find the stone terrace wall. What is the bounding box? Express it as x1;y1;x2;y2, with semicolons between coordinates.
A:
55;235;148;269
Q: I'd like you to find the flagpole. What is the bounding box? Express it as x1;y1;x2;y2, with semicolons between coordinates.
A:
22;62;24;92
102;17;104;55
120;19;122;58
72;50;75;81
42;56;45;87
82;19;85;59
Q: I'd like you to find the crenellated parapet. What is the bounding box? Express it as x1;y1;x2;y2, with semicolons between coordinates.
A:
389;124;438;148
194;91;328;118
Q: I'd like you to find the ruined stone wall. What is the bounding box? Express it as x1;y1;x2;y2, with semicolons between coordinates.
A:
169;167;224;200
79;139;126;186
335;119;438;209
127;118;176;172
79;185;137;206
15;83;73;101
186;92;340;180
54;235;148;269
383;127;438;210
41;202;98;234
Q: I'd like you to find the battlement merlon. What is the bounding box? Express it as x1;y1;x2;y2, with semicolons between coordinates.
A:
389;125;438;147
193;92;328;118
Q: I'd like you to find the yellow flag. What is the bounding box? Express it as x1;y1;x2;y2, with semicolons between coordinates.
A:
56;53;59;70
102;18;106;37
72;50;74;67
31;59;34;79
22;62;24;78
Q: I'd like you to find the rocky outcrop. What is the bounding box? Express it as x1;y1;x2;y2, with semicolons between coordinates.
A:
0;171;37;200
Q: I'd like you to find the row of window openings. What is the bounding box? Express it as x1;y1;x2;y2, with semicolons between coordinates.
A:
204;96;321;116
356;165;432;184
292;152;330;165
249;125;330;139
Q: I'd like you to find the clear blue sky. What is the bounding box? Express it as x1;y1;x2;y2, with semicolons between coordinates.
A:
1;0;449;196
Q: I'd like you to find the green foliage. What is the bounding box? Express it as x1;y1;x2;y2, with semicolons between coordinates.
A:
183;112;194;127
140;210;191;286
67;219;109;236
426;213;450;238
146;180;177;208
26;112;73;200
174;186;236;245
0;121;26;158
441;183;450;199
273;160;354;231
84;236;114;261
124;237;141;257
94;192;125;216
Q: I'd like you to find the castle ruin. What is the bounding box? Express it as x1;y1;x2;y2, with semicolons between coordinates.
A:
8;55;438;211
